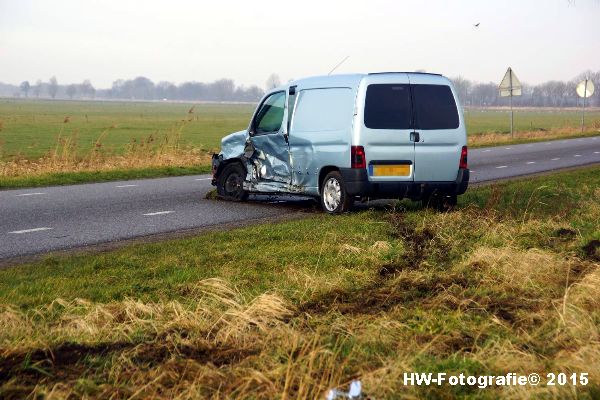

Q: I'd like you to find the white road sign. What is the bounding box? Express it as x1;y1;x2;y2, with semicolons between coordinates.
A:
499;67;522;97
576;79;595;98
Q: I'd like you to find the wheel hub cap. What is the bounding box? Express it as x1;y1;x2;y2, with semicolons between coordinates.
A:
323;178;341;211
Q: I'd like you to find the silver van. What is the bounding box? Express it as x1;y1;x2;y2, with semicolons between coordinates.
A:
211;72;469;213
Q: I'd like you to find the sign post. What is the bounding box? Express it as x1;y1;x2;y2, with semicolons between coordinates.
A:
576;78;595;133
498;67;522;138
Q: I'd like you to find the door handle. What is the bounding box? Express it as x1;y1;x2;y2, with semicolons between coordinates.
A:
410;131;420;142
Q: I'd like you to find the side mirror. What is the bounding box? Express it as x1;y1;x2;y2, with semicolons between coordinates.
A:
289;86;296;95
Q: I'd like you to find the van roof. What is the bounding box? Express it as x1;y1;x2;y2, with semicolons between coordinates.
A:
286;74;365;90
368;71;442;77
284;72;448;92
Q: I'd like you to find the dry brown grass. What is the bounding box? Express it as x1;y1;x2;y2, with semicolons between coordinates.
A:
1;182;599;398
0;119;212;178
0;280;344;399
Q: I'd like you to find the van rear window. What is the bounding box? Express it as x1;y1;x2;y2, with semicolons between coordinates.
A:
364;83;459;130
412;84;459;130
364;84;411;129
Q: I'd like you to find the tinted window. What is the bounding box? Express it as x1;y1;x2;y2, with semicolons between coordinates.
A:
292;88;354;132
364;84;411;129
412;84;459;130
254;91;285;134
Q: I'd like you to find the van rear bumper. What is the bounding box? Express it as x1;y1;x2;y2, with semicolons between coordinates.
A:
340;168;470;199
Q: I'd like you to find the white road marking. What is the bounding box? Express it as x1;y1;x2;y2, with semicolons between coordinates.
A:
195;178;212;181
594;151;600;154
574;154;582;157
545;142;552;145
9;227;53;234
526;161;536;164
551;158;560;161
116;184;138;188
496;166;508;169
483;149;492;152
15;192;45;197
143;211;174;216
504;147;512;150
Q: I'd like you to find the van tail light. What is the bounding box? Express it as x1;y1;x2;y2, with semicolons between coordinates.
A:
351;146;366;169
459;146;468;169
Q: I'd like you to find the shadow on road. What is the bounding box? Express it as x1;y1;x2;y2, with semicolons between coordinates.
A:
243;194;401;213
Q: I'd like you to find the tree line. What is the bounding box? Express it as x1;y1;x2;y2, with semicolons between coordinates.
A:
452;69;600;108
1;70;598;106
2;75;270;103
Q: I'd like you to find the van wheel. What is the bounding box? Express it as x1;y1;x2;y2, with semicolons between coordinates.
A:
320;171;353;213
217;162;248;201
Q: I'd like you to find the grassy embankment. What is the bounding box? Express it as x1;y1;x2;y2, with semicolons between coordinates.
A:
464;107;600;147
0;166;599;398
1;99;599;189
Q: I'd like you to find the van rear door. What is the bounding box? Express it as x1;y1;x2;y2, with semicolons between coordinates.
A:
408;74;465;182
359;73;415;183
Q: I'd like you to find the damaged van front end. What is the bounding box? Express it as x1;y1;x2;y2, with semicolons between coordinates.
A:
211;128;298;196
211;130;249;186
212;88;303;198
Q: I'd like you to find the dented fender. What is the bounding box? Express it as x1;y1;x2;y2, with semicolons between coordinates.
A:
214;126;303;194
220;130;249;159
211;130;250;185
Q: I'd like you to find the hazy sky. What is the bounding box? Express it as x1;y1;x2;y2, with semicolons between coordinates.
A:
1;0;599;88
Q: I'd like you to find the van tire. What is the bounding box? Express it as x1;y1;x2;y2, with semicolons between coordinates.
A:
320;171;354;213
217;162;248;201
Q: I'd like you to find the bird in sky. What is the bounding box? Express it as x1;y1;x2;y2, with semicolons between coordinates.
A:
474;22;480;27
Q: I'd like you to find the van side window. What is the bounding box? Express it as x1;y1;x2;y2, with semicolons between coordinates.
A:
412;84;459;130
364;84;411;129
253;91;285;134
291;88;353;133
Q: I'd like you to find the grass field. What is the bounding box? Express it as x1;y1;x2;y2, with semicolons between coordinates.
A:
0;99;253;159
464;108;600;135
1;167;599;398
1;99;600;159
1;99;599;188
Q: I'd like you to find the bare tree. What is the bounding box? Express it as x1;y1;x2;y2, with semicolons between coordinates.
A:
213;79;235;101
20;81;31;97
156;81;178;100
452;76;472;106
66;84;77;99
265;73;281;90
33;80;42;97
48;76;58;99
131;76;154;99
80;79;95;98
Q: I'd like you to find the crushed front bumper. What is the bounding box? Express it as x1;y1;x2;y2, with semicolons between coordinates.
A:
211;154;221;186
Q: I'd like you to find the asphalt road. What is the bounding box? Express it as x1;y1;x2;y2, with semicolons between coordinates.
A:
1;136;599;260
